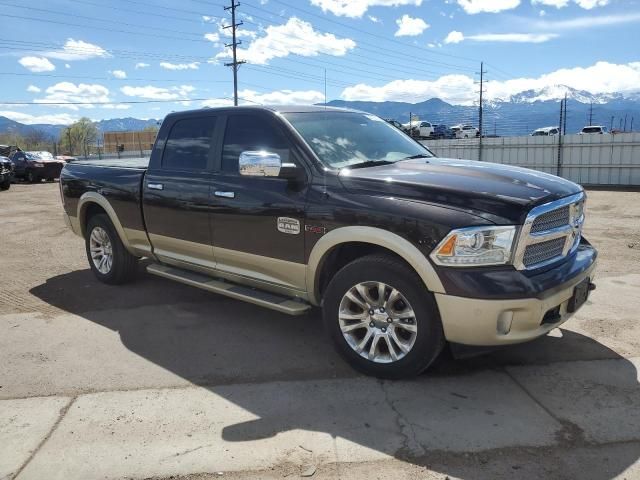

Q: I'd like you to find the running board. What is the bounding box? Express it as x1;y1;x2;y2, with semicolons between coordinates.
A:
146;263;311;316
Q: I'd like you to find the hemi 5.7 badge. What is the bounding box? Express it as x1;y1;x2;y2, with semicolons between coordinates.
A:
277;217;301;235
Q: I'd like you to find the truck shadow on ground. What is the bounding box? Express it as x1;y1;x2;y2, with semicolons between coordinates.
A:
31;268;640;480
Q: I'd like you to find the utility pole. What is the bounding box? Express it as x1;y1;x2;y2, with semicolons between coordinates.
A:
631;117;634;132
623;114;628;132
563;94;567;134
67;128;72;155
557;97;564;176
588;102;593;126
477;61;487;161
323;68;327;108
610;116;614;132
223;0;246;106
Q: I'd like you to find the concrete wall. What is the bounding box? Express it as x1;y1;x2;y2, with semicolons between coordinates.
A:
423;132;640;186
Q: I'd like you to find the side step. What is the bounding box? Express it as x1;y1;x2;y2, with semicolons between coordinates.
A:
146;263;311;316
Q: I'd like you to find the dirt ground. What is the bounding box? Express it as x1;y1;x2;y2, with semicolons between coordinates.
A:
1;183;640;480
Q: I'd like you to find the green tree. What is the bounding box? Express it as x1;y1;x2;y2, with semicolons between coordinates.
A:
60;117;98;156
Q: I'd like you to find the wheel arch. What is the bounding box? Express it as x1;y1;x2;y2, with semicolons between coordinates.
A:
77;192;136;255
306;226;445;306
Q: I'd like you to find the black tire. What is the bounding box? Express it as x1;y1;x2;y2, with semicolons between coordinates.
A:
46;177;55;182
0;178;10;190
26;170;38;183
85;213;138;285
322;254;445;379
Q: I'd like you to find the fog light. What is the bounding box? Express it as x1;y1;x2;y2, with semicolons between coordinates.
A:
497;311;513;335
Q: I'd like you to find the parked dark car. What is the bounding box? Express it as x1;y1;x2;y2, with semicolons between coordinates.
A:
9;151;65;183
385;119;404;130
0;155;13;190
432;124;454;139
59;105;596;379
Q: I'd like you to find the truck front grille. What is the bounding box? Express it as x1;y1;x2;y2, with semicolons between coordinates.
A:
513;192;585;270
530;205;570;233
523;237;566;267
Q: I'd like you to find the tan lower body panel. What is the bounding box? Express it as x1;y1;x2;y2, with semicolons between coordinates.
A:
214;246;307;293
436;261;597;346
148;233;216;270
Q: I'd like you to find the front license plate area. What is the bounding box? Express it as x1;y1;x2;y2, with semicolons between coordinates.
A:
567;277;590;313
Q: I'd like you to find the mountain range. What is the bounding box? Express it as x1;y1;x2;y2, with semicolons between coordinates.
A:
1;85;638;139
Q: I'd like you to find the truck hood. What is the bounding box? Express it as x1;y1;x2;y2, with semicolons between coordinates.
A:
338;157;582;224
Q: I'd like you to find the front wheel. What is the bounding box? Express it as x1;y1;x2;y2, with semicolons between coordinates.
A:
322;254;445;379
26;170;39;183
85;213;138;284
0;177;10;190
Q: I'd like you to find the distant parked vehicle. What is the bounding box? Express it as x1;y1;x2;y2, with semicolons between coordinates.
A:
0;155;13;190
452;124;479;139
401;121;419;137
414;121;434;139
579;125;609;135
531;126;560;136
9;151;65;183
432;124;454;139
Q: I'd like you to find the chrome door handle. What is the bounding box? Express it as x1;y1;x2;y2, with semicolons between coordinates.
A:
147;183;164;190
214;191;235;198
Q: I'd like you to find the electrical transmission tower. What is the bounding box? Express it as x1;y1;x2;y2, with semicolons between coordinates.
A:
223;0;246;106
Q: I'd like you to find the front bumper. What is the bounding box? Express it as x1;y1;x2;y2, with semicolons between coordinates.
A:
434;241;597;346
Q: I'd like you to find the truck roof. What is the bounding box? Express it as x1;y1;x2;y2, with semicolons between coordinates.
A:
165;105;365;120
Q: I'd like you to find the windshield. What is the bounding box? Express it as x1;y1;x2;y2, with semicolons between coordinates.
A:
283;111;434;169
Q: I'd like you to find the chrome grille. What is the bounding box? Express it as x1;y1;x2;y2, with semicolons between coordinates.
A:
513;192;585;270
530;205;570;233
523;237;566;267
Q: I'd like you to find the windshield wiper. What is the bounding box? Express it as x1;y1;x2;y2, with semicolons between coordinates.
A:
402;153;432;160
346;160;396;169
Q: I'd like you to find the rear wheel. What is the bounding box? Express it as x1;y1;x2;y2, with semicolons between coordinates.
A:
85;213;138;285
0;177;10;190
322;254;445;379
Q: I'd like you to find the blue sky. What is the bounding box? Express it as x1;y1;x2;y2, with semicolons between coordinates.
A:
1;0;639;125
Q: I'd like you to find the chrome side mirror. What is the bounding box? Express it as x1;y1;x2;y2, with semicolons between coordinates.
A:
239;150;282;177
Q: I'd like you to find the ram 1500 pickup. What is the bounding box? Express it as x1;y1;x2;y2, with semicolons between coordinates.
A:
60;106;597;378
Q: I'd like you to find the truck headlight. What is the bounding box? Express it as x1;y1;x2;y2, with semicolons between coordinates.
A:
430;226;516;267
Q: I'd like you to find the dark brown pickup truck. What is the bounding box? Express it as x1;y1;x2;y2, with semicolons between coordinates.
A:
60;105;597;378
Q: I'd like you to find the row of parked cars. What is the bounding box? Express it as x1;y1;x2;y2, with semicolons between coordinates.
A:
0;145;71;191
531;125;612;136
386;120;479;139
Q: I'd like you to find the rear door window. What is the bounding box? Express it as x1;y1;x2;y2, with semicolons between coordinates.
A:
162;117;217;170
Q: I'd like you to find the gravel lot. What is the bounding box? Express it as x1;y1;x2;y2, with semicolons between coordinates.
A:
1;183;639;480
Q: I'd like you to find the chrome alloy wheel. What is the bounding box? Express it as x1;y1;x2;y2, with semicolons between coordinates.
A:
338;281;418;363
89;226;113;274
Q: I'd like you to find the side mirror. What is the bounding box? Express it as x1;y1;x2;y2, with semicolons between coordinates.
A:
239;150;298;179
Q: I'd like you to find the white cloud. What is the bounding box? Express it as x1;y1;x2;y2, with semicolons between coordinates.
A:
239;89;325;105
457;0;520;14
135;62;150;69
217;17;355;65
33;82;112;110
159;62;200;70
532;0;609;8
310;0;423;18
466;32;559;42
394;15;430;37
18;56;55;73
121;85;195;100
444;31;465;43
65;64;71;69
340;61;640;105
204;32;220;42
201;98;234;108
27;85;41;93
45;39;109;61
533;12;640;29
110;70;127;79
368;15;381;23
202;15;216;23
0;111;77;125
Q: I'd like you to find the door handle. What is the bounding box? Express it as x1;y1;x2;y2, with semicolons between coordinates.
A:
147;183;164;190
214;191;235;199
